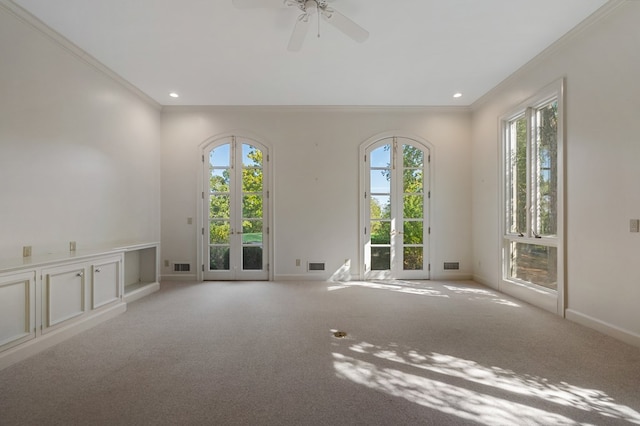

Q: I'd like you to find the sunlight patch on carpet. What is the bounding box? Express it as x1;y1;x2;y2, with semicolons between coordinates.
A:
333;352;585;425
337;341;640;424
327;281;449;298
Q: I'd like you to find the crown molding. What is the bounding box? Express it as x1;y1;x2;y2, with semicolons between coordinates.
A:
471;0;626;111
1;0;161;110
161;104;473;114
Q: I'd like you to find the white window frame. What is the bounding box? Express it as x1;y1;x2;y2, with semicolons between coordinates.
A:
499;79;565;316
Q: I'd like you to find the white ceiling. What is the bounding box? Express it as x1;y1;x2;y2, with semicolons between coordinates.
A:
12;0;608;106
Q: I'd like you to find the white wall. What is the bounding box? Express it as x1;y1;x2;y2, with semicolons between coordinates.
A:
0;4;161;259
2;0;637;349
471;2;640;345
161;107;472;281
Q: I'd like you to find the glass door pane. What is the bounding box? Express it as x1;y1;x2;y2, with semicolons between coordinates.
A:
369;145;392;271
209;144;232;272
241;143;264;271
401;144;425;272
205;139;268;280
365;139;429;279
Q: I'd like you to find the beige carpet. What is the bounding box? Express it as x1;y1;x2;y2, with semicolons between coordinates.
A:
1;280;639;425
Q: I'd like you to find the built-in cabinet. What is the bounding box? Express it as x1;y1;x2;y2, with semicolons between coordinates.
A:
121;243;159;302
43;262;87;332
91;257;121;310
0;243;159;370
40;255;123;334
0;271;36;352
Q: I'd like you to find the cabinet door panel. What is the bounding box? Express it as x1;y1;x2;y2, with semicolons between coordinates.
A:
92;259;120;309
0;272;35;350
46;267;85;327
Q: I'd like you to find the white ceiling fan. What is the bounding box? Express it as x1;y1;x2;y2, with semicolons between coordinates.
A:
232;0;369;51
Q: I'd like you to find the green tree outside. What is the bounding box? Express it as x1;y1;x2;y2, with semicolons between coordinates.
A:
370;144;425;270
208;144;264;269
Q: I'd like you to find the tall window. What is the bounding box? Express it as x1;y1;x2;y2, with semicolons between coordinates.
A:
502;82;563;295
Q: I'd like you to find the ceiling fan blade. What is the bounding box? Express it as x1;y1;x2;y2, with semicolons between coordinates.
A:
232;0;288;9
320;7;369;43
288;14;312;52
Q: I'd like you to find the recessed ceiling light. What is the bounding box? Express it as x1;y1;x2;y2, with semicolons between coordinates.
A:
453;92;463;98
169;92;179;98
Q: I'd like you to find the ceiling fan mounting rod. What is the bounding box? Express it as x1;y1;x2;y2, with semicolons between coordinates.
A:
317;3;320;37
289;0;328;13
233;0;369;51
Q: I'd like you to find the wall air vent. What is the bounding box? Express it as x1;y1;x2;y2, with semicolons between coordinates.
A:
444;262;460;270
308;262;325;272
173;263;191;272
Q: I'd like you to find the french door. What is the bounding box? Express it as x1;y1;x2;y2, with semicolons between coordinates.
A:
363;137;430;279
203;137;269;280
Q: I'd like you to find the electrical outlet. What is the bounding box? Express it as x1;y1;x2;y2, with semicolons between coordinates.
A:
631;219;640;233
164;260;170;267
69;241;76;251
295;259;301;267
23;246;32;257
187;217;193;225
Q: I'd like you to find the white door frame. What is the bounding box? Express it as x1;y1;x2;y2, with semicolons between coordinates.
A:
359;132;434;280
197;132;274;281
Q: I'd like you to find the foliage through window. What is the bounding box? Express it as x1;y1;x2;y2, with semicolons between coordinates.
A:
366;138;429;278
503;92;561;291
206;139;267;278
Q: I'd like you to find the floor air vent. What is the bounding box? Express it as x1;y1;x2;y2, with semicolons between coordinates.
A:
308;262;325;272
444;262;460;270
173;263;191;272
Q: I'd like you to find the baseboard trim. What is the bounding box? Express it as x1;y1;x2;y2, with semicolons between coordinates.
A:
272;274;476;282
0;302;127;371
497;279;558;314
566;309;640;349
472;274;495;289
274;274;328;282
123;282;160;303
161;274;198;282
431;272;473;281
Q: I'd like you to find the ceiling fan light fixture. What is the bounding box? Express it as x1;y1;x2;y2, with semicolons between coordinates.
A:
304;0;317;14
233;0;368;50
